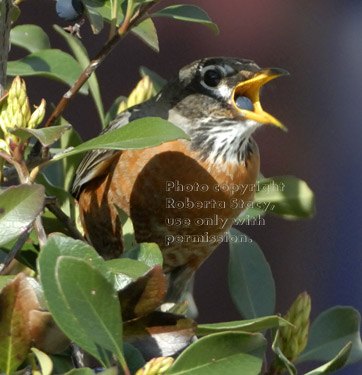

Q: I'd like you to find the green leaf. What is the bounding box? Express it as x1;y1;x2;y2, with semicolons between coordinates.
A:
197;316;290;336
54;256;124;366
38;235;120;366
85;4;104;34
10;24;51;53
153;5;219;35
123;242;163;268
304;342;352;375
113;205;137;251
139;66;166;94
132;18;159;52
104;95;127;125
123;343;145;374
0;184;45;246
65;369;95;375
54;25;105;126
298;306;362;364
254;176;315;219
7;49;88;95
59;126;83;191
107;258;150;290
271;329;297;375
83;0;125;26
10;124;71;147
166;332;266;375
35;173;73;216
52;117;189;161
228;228;275;319
31;348;53;375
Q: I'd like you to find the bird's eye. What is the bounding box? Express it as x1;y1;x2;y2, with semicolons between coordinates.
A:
203;69;222;87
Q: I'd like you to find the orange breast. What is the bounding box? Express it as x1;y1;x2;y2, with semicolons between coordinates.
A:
78;139;260;271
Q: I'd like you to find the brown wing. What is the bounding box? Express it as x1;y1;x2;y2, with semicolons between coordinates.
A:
71;110;131;198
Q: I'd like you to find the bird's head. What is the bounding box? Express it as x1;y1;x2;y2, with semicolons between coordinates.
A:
165;57;289;164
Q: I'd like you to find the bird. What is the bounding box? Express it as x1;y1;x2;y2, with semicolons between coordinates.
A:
71;57;288;302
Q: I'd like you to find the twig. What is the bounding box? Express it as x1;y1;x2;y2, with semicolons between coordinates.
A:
45;196;84;240
0;226;32;275
43;0;159;131
0;0;14;97
0;150;14;164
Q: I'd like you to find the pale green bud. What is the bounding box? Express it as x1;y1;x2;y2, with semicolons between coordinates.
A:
0;139;10;154
135;357;174;375
28;99;46;129
279;292;311;361
128;76;153;108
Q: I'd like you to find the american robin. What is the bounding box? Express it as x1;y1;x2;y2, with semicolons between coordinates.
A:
71;57;287;301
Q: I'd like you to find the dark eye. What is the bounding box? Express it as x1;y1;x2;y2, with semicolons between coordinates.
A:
203;69;222;87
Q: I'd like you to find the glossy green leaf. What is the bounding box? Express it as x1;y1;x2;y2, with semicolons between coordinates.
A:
83;0;124;25
10;124;71;147
107;258;150;290
0;184;45;246
54;25;105;126
38;234;110;314
59;126;83;191
104;95;127;125
228;228;275;319
197;316;290;336
65;368;94;375
298;306;362;364
31;348;53;375
253;176;315;219
153;5;219;35
36;173;73;216
10;24;51;53
85;4;104;34
166;332;266;375
7;49;88;95
54;256;124;366
123;343;145;374
113;205;136;251
304;342;352;375
140;66;166;94
271;329;297;375
52;117;189;161
132;18;159;52
123;242;163;268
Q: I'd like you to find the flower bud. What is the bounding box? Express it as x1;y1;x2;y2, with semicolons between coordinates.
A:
135;357;174;375
279;292;311;361
28;99;46;129
119;76;154;114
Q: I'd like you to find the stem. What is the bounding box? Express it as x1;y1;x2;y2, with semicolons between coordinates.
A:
0;227;31;275
45;197;84;240
0;150;14;164
14;157;47;247
0;0;14;97
108;0;118;40
43;0;160;131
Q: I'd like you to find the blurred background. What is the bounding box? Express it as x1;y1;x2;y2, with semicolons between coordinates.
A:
11;0;362;373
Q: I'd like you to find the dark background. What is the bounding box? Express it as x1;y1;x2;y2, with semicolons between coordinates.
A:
11;0;362;373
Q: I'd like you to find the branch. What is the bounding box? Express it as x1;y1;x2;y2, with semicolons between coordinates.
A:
43;0;160;130
0;0;14;97
0;226;31;275
45;196;84;241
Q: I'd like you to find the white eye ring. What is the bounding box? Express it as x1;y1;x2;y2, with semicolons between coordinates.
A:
200;65;227;89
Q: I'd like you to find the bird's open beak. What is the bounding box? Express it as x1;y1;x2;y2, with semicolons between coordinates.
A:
233;67;289;131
